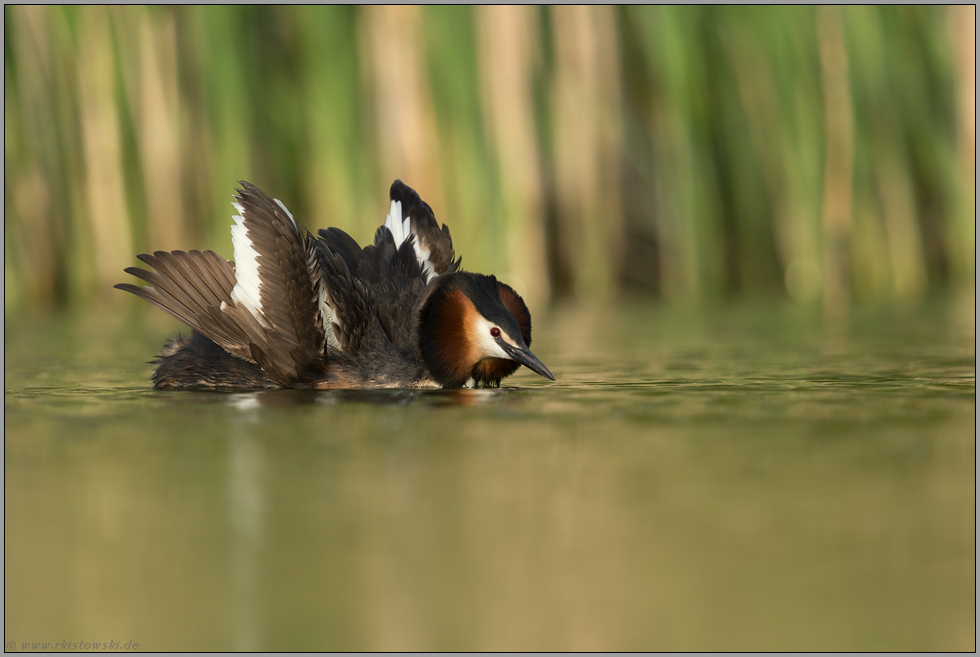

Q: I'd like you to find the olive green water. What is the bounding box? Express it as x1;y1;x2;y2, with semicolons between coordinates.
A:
4;299;976;651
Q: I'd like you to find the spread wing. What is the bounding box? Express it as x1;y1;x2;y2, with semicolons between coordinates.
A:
383;180;460;283
220;181;328;383
315;180;458;354
115;249;254;361
116;181;331;386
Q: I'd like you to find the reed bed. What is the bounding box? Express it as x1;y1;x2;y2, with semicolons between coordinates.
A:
4;6;974;312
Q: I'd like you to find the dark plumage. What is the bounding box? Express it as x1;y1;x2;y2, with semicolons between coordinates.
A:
116;180;554;389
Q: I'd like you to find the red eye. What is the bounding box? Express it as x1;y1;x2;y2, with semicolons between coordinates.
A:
490;327;501;338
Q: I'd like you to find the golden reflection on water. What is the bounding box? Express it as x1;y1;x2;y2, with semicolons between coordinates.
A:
4;301;976;651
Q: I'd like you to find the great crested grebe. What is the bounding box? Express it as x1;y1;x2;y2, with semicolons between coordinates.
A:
116;180;554;389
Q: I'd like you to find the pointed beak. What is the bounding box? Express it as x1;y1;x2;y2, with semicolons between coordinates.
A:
498;339;555;381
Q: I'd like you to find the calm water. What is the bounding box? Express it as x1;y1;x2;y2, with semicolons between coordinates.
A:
4;299;976;651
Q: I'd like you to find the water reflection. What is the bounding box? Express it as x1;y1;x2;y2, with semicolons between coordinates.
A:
228;433;264;652
161;386;519;410
3;301;975;651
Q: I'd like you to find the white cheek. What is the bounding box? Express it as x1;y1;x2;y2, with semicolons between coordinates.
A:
472;317;511;360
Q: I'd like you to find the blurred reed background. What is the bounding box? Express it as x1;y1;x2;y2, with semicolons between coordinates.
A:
4;5;975;314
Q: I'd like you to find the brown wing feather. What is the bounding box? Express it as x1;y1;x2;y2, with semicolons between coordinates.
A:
114;250;255;361
220;181;327;385
118;182;330;387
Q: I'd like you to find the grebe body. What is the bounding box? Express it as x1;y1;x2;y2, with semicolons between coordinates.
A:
116;181;554;389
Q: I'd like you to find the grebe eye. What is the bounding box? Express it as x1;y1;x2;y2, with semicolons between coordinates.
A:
490;327;501;338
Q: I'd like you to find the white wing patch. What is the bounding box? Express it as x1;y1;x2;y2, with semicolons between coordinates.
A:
415;240;435;284
229;194;341;350
275;198;298;230
229;201;270;328
384;200;437;284
384;199;409;248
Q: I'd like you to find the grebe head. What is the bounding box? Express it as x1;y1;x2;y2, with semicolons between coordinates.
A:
418;272;554;388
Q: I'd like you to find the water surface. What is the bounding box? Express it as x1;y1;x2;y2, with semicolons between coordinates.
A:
4;299;976;651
